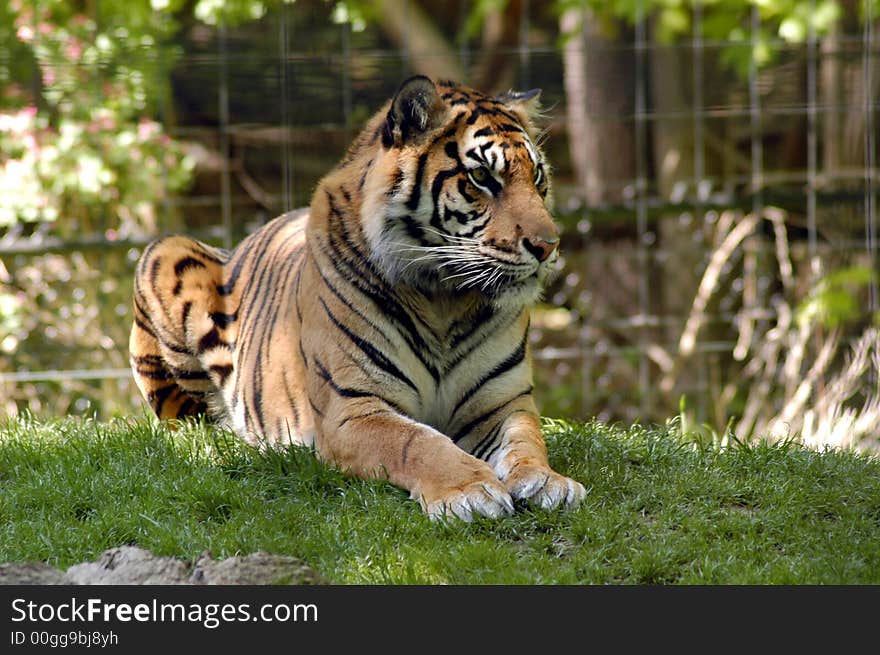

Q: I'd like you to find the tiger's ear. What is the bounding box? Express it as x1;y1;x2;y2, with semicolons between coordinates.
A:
382;76;447;148
495;88;542;123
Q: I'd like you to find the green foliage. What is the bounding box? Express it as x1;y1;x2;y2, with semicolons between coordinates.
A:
0;1;193;233
1;415;879;584
0;3;198;417
0;1;305;416
797;266;879;330
0;106;192;233
556;0;849;76
673;395;734;450
186;0;297;27
461;0;509;40
329;1;373;32
0;0;308;234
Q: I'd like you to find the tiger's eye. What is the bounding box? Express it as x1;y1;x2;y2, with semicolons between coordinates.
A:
469;166;491;185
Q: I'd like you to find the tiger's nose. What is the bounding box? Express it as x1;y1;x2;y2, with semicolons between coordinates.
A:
522;235;559;263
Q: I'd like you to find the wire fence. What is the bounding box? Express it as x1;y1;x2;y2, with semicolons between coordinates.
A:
0;2;878;436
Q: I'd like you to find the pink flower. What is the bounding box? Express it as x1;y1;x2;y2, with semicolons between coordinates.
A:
65;41;83;59
0;107;37;135
88;109;116;133
16;25;34;42
137;119;159;141
41;66;55;87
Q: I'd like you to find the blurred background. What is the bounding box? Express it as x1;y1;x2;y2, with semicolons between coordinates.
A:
0;0;877;451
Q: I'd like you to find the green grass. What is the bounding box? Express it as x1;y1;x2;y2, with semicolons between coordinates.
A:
1;414;878;584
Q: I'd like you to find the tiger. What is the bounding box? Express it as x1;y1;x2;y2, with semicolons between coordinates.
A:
130;75;586;521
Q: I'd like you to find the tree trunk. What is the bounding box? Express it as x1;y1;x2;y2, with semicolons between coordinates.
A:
821;22;844;176
648;21;704;355
471;0;524;93
372;0;465;82
561;6;636;207
649;27;694;198
819;18;880;242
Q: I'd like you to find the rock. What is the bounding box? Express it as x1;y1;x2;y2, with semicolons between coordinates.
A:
66;546;191;585
0;562;69;585
0;546;325;585
189;551;325;585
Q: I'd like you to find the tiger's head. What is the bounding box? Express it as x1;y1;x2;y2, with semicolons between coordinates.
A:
359;76;558;308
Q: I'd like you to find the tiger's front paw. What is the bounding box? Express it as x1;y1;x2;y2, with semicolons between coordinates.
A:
504;465;586;511
420;477;514;522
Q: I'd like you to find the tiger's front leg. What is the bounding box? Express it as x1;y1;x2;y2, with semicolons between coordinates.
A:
489;411;587;510
315;400;514;521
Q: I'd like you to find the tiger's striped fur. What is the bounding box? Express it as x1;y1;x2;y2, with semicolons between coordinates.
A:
130;76;586;520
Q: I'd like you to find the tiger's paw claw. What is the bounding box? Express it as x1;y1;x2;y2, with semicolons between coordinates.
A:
505;466;586;511
423;479;514;522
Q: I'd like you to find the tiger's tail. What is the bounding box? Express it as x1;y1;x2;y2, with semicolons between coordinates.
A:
129;235;233;421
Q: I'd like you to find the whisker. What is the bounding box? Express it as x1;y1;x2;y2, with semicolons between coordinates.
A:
399;249;491;274
400;255;437;273
437;259;484;271
442;268;488;284
387;227;528;293
480;269;499;291
421;225;482;245
390;243;484;257
446;262;490;276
